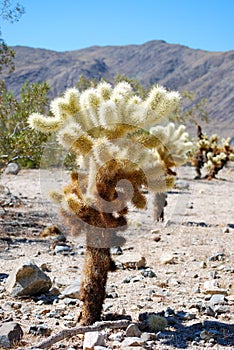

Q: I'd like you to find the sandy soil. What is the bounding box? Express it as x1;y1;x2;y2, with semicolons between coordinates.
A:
0;165;234;349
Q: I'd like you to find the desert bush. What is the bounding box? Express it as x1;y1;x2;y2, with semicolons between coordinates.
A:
0;80;50;171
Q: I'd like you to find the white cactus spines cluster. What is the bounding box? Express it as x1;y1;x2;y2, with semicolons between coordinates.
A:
28;81;192;215
150;123;193;167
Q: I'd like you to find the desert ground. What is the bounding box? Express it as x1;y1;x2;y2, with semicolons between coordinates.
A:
0;164;234;349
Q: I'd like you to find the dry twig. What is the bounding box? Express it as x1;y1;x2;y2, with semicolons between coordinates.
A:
19;319;131;349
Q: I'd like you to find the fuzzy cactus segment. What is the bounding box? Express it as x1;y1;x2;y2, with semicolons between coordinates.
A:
28;81;192;229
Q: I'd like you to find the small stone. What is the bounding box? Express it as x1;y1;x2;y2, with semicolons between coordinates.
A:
83;331;105;350
208;252;225;262
208;271;218;279
140;268;156;278
150;229;160;234
126;324;142;337
63;314;74;321
116;253;146;269
213;305;229;314
63;297;78;305
199;261;207;268
202;280;227;295
27;324;52;336
174;179;190;189
5;260;52;297
0;322;23;348
110;246;123;255
222;227;230;233
108;331;124;341
153;235;161;242
4;163;20;175
160;253;175;264
61;276;81;298
200;330;210;340
208;294;226;306
0;273;9;282
121;276;131;283
192;284;200;294
141;332;157;341
121;337;144;347
54;245;71;254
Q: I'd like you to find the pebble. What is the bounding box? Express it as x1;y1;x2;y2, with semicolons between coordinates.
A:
83;331;106;350
27;323;52;336
4;162;20;175
116;253;146;269
108;331;124;341
199;261;207;268
208;252;225;262
140;268;156;278
54;245;71;254
208;293;227;306
63;297;78;305
160;253;175;264
121;337;144;347
61;276;81;298
110;246;123;255
0;322;23;348
125;324;142;337
140;332;157;341
202;280;228;295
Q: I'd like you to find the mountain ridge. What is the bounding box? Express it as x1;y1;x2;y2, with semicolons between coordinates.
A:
1;40;234;137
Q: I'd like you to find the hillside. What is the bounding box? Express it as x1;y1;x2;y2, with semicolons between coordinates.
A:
1;40;234;137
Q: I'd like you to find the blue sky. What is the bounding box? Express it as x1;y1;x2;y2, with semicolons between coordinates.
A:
1;0;234;52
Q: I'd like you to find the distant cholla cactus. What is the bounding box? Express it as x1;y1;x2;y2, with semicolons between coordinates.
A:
28;81;192;325
193;125;234;179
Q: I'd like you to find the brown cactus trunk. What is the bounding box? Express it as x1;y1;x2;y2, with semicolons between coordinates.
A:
79;245;112;325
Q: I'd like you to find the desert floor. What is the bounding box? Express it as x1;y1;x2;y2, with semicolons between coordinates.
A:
0;164;234;349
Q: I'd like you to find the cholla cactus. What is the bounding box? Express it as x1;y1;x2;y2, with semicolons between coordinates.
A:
193;125;234;179
28;81;192;325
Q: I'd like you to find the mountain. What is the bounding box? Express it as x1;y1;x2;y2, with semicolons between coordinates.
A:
1;40;234;137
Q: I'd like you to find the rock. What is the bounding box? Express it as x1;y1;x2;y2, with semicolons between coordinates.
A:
140;268;156;278
120;337;144;347
4;163;20;175
141;332;157;341
160;253;175;264
116;253;146;269
126;324;142;337
222;227;230;233
199;261;207;268
208;294;227;306
153;235;161;242
61;276;81;298
0;273;9;282
0;322;23;348
108;331;124;341
208;252;225;262
63;297;78;305
110;246;123;255
202;280;228;295
54;244;71;254
27;324;52;336
5;260;52;297
83;331;105;350
150;229;160;234
174;180;190;190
